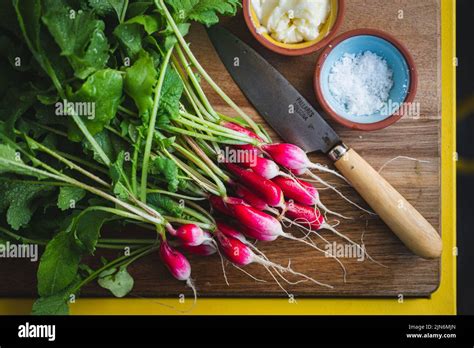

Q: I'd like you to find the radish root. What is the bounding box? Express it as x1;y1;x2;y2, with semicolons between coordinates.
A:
255;255;333;289
306;171;376;216
378;156;430;174
307;163;350;184
186;278;197;305
232;264;267;283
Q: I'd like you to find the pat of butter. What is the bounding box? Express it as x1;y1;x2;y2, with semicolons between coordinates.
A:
251;0;331;44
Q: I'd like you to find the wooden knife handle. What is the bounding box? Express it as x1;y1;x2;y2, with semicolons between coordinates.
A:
334;148;442;259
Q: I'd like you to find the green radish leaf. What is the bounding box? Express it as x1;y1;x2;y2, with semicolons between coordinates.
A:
87;0;116;17
67;69;123;142
13;0;73;84
100;256;109;266
82;129;129;165
42;0;110;79
0;88;37;138
113;180;129;200
12;0;44;66
127;1;153;18
119;120;139;143
155;135;176;149
109;150;132;199
57;186;86;211
124;51;157;117
79;263;95;276
37;93;59;105
147;192;184;217
34;104;68;127
98;266;134;298
71;210;111;254
156;68;183;125
0;181;55;230
32;277;81;315
0;145;23;173
164;0;240;26
37;208;110;298
149;156;179;192
87;0;126;20
127;14;161;35
31;292;70;315
23;207;70;242
82;131;117;164
113;23;143;60
37;231;82;297
163;23;190;50
107;0;127;19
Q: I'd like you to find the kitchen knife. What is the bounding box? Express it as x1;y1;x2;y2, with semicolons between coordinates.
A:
207;26;442;259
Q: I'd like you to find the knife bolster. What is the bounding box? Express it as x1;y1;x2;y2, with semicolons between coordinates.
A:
328;143;349;161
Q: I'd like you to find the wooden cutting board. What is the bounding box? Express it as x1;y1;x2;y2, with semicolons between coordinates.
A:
0;0;441;299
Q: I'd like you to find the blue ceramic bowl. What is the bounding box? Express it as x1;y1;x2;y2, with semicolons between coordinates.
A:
314;29;417;131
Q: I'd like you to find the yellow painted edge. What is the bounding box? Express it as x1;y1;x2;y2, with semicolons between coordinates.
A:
0;0;456;315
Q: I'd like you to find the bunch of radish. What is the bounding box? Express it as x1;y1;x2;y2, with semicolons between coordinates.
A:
156;118;379;296
6;0;382;314
137;3;378;299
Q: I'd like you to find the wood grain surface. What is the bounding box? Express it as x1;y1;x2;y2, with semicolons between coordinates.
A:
0;0;441;299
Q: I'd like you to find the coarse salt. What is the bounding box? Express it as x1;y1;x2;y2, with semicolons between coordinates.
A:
328;51;394;116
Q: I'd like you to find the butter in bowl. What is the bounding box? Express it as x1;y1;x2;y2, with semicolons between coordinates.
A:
243;0;345;56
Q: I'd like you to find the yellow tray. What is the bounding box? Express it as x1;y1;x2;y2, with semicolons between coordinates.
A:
0;0;457;315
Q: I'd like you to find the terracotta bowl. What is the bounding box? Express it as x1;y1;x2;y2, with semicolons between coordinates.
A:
242;0;345;56
314;28;418;131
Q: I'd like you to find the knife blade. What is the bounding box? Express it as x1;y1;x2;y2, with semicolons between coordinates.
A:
207;25;340;154
207;25;442;259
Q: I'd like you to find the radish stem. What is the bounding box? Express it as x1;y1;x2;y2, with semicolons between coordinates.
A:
141;47;174;203
158;0;266;140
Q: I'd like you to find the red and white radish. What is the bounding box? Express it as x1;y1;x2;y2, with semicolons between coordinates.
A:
181;241;217;256
240;225;278;242
273;175;351;219
262;143;308;171
285;201;325;230
160;240;197;299
225;201;345;277
171;224;210;246
258;144;374;214
235;184;269;211
261;143;351;182
209;195;240;216
234;183;337;241
215;230;332;291
225;163;284;207
239;156;280;180
181;232;217;256
231;203;283;238
273;176;319;206
284;201;372;264
220;121;264;153
160;241;192;281
220;121;264;142
216;221;248;242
